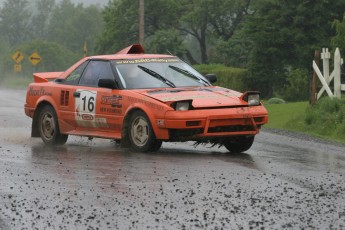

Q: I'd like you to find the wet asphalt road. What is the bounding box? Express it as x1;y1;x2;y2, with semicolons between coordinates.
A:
0;88;345;229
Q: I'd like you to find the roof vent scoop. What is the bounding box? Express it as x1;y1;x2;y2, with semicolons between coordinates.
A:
116;44;145;54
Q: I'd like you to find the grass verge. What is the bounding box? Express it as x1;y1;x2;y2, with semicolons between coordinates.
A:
264;98;345;144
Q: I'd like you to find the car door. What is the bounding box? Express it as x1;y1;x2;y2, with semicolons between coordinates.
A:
73;60;122;135
57;61;88;133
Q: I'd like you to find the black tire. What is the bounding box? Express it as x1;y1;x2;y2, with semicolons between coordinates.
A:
128;111;162;152
38;105;68;145
223;136;254;153
149;140;163;152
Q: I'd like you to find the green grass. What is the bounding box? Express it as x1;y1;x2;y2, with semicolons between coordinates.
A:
264;98;345;144
265;101;308;131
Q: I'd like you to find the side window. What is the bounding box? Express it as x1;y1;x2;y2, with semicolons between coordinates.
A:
65;61;88;85
79;60;114;87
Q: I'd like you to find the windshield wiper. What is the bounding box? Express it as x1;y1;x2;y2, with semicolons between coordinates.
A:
138;65;176;88
168;65;210;86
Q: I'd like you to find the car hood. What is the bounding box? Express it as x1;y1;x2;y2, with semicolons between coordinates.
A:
137;87;245;108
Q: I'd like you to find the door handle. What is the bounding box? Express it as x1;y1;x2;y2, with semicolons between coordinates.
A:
73;92;80;98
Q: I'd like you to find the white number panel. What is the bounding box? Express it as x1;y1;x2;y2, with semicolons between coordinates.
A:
75;89;97;127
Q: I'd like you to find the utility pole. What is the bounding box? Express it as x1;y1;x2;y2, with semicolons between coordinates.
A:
139;0;144;44
310;50;319;105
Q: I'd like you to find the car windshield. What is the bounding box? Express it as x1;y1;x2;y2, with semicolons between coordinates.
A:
113;58;210;89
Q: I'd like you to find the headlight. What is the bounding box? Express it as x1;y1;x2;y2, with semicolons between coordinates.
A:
241;91;261;106
172;100;193;111
248;94;260;106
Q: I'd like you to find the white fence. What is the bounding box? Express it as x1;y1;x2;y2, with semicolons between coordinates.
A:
312;48;345;100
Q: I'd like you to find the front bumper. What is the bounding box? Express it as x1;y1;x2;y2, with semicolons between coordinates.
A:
159;106;268;140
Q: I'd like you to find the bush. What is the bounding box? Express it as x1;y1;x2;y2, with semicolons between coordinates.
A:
194;64;248;92
280;68;309;102
304;97;345;137
2;40;80;77
266;98;286;104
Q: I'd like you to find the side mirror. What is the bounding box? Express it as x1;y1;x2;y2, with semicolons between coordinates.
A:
205;74;217;84
98;78;118;89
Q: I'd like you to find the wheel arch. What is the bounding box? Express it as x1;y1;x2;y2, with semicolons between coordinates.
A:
121;106;159;148
121;108;143;148
31;99;59;137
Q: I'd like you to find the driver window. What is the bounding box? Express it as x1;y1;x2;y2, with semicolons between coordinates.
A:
79;60;114;87
65;61;88;85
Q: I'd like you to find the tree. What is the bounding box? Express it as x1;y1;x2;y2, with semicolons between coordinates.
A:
47;0;104;55
146;29;185;56
96;0;139;54
208;0;251;41
332;14;345;54
97;0;249;64
31;0;56;39
97;0;180;54
243;0;345;98
0;0;32;46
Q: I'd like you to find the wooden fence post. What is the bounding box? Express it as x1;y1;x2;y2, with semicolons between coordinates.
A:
321;48;330;84
310;50;319;105
334;48;342;98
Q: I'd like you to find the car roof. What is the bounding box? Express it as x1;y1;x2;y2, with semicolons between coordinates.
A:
87;44;176;60
88;53;176;61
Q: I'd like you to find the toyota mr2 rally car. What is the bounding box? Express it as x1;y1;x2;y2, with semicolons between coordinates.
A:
25;44;268;153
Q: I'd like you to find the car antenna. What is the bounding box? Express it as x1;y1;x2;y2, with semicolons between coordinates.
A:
166;49;174;56
166;49;189;64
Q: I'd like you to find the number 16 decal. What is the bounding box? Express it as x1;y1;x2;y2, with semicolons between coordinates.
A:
81;95;95;112
75;90;97;127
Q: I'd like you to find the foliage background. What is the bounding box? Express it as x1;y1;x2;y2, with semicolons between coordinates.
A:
1;0;345;102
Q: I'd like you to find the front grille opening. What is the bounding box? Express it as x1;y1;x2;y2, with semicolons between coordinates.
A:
254;117;264;123
186;120;201;127
169;128;203;141
208;125;255;133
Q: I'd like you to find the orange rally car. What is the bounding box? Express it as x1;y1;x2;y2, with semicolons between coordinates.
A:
24;44;268;153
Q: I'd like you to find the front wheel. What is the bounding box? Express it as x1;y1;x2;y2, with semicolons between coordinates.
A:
223;136;254;153
38;105;68;145
128;111;162;152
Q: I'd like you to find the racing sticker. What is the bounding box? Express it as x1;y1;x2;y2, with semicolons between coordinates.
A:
100;95;123;114
75;89;98;128
115;58;179;64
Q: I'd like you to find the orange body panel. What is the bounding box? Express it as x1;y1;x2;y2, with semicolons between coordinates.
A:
24;45;268;147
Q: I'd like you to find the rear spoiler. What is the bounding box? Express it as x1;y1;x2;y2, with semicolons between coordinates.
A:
33;72;64;83
116;44;145;54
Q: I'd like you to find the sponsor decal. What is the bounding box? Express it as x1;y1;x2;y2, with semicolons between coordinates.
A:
127;96;164;111
28;87;52;96
100;107;122;114
95;117;109;128
115;58;179;64
101;95;122;108
81;114;94;121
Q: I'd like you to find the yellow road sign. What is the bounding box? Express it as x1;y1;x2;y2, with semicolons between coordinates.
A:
11;51;24;64
29;52;42;66
14;64;22;72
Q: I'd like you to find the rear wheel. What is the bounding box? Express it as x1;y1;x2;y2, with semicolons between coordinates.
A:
128;111;162;152
38;105;68;145
223;136;254;153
